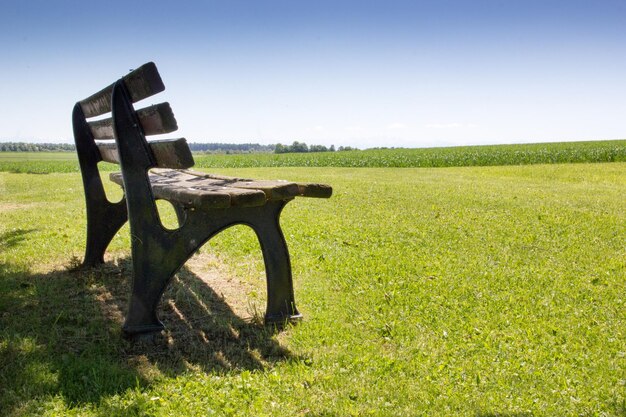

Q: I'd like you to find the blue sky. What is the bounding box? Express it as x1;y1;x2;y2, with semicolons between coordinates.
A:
1;0;625;148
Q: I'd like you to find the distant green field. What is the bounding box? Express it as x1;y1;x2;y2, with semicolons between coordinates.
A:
0;152;81;174
1;139;625;173
194;139;626;168
0;153;75;160
1;161;625;416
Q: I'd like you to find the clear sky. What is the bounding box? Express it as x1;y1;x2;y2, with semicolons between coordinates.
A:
1;0;625;148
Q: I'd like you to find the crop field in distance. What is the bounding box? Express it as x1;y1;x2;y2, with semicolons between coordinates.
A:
0;139;625;173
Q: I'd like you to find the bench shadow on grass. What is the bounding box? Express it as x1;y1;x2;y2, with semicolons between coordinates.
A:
0;251;293;413
96;257;293;375
0;227;37;249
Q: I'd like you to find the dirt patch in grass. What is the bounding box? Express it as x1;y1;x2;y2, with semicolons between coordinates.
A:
183;252;266;321
0;203;40;212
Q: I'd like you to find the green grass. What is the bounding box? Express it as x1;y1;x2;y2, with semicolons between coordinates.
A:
1;139;625;173
1;161;625;416
0;152;82;174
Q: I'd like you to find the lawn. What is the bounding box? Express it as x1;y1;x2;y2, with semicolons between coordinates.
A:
0;161;625;416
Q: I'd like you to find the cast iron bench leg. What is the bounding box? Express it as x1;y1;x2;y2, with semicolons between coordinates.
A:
73;103;128;267
122;228;194;336
121;201;301;337
251;200;301;324
83;200;127;267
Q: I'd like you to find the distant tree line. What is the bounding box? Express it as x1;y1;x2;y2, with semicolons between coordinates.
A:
274;141;358;154
0;142;274;154
0;141;359;154
188;142;274;154
0;142;75;152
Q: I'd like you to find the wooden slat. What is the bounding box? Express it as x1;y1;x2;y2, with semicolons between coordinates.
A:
148;169;272;206
79;62;164;118
109;171;267;209
150;173;266;208
179;170;301;200
88;102;178;140
108;167;332;210
179;170;332;199
149;139;194;169
97;138;194;169
150;169;334;205
297;183;333;198
98;143;121;165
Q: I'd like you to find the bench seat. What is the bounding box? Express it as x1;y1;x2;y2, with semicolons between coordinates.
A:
109;168;332;210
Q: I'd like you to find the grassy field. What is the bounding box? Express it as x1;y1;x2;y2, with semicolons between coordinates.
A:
0;154;625;415
1;139;625;173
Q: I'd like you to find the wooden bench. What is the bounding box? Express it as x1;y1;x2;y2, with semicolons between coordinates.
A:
72;62;332;338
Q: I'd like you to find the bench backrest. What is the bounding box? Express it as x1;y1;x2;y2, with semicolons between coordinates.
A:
74;62;194;170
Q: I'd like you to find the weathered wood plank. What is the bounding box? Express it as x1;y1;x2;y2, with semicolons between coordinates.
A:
97;143;121;165
79;62;164;118
179;170;301;200
88;102;178;140
149;139;194;169
97;138;194;169
108;166;331;210
297;183;333;198
151;174;267;208
180;169;332;199
147;169;270;207
109;171;267;209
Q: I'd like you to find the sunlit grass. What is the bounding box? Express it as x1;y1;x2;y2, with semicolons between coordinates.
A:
1;162;625;416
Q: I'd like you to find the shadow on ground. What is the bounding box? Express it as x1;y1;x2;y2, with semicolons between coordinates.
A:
0;247;292;413
0;228;37;249
476;413;534;417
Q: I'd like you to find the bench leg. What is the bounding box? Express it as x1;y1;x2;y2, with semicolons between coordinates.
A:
83;200;127;267
122;231;191;337
121;201;302;337
251;201;302;324
121;205;209;338
122;274;167;336
172;202;188;228
73;103;128;268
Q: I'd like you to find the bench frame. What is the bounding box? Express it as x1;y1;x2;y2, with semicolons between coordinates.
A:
73;63;327;337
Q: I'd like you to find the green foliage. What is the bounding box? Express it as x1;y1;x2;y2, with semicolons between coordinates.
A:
188;143;274;154
0;153;115;174
275;141;309;153
0;142;75;152
274;141;333;153
0;161;625;415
